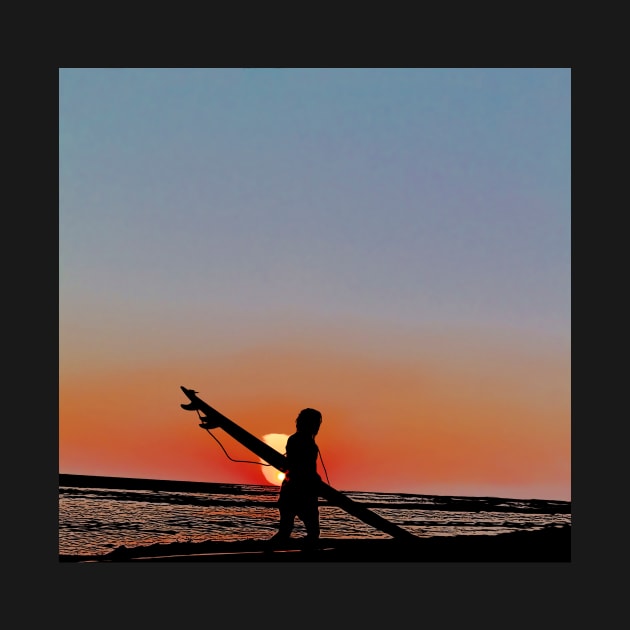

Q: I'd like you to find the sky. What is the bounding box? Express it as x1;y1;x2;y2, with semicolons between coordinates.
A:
59;68;570;501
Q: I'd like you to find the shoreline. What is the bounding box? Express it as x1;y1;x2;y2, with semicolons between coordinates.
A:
60;523;571;563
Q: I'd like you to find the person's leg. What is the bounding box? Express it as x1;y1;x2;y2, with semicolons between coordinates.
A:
275;507;295;540
300;497;320;548
269;484;295;545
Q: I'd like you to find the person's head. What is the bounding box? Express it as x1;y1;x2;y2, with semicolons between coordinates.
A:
295;408;322;436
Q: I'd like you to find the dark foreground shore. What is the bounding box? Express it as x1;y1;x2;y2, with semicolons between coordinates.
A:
60;523;570;563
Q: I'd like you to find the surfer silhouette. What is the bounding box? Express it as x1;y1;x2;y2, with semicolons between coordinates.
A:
268;408;323;550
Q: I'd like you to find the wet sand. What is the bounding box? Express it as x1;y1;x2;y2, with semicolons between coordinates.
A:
60;523;570;562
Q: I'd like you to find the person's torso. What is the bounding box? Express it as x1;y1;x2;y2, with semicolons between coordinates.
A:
285;432;319;482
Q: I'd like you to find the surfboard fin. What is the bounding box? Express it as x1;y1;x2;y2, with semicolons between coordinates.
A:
198;416;221;429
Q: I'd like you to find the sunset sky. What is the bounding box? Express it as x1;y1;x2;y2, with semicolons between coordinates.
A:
59;68;570;501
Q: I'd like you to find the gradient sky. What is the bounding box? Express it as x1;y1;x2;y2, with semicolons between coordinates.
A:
59;68;570;501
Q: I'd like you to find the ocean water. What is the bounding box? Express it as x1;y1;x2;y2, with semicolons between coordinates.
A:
58;475;571;557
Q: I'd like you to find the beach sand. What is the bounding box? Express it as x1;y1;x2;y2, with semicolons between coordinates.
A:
60;523;570;562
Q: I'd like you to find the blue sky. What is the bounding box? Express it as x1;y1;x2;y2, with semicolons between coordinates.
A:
60;68;569;341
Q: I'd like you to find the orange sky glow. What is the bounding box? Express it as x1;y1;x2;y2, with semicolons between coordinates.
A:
59;326;570;501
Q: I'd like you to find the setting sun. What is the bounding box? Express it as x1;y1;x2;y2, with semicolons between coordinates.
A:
261;433;289;485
